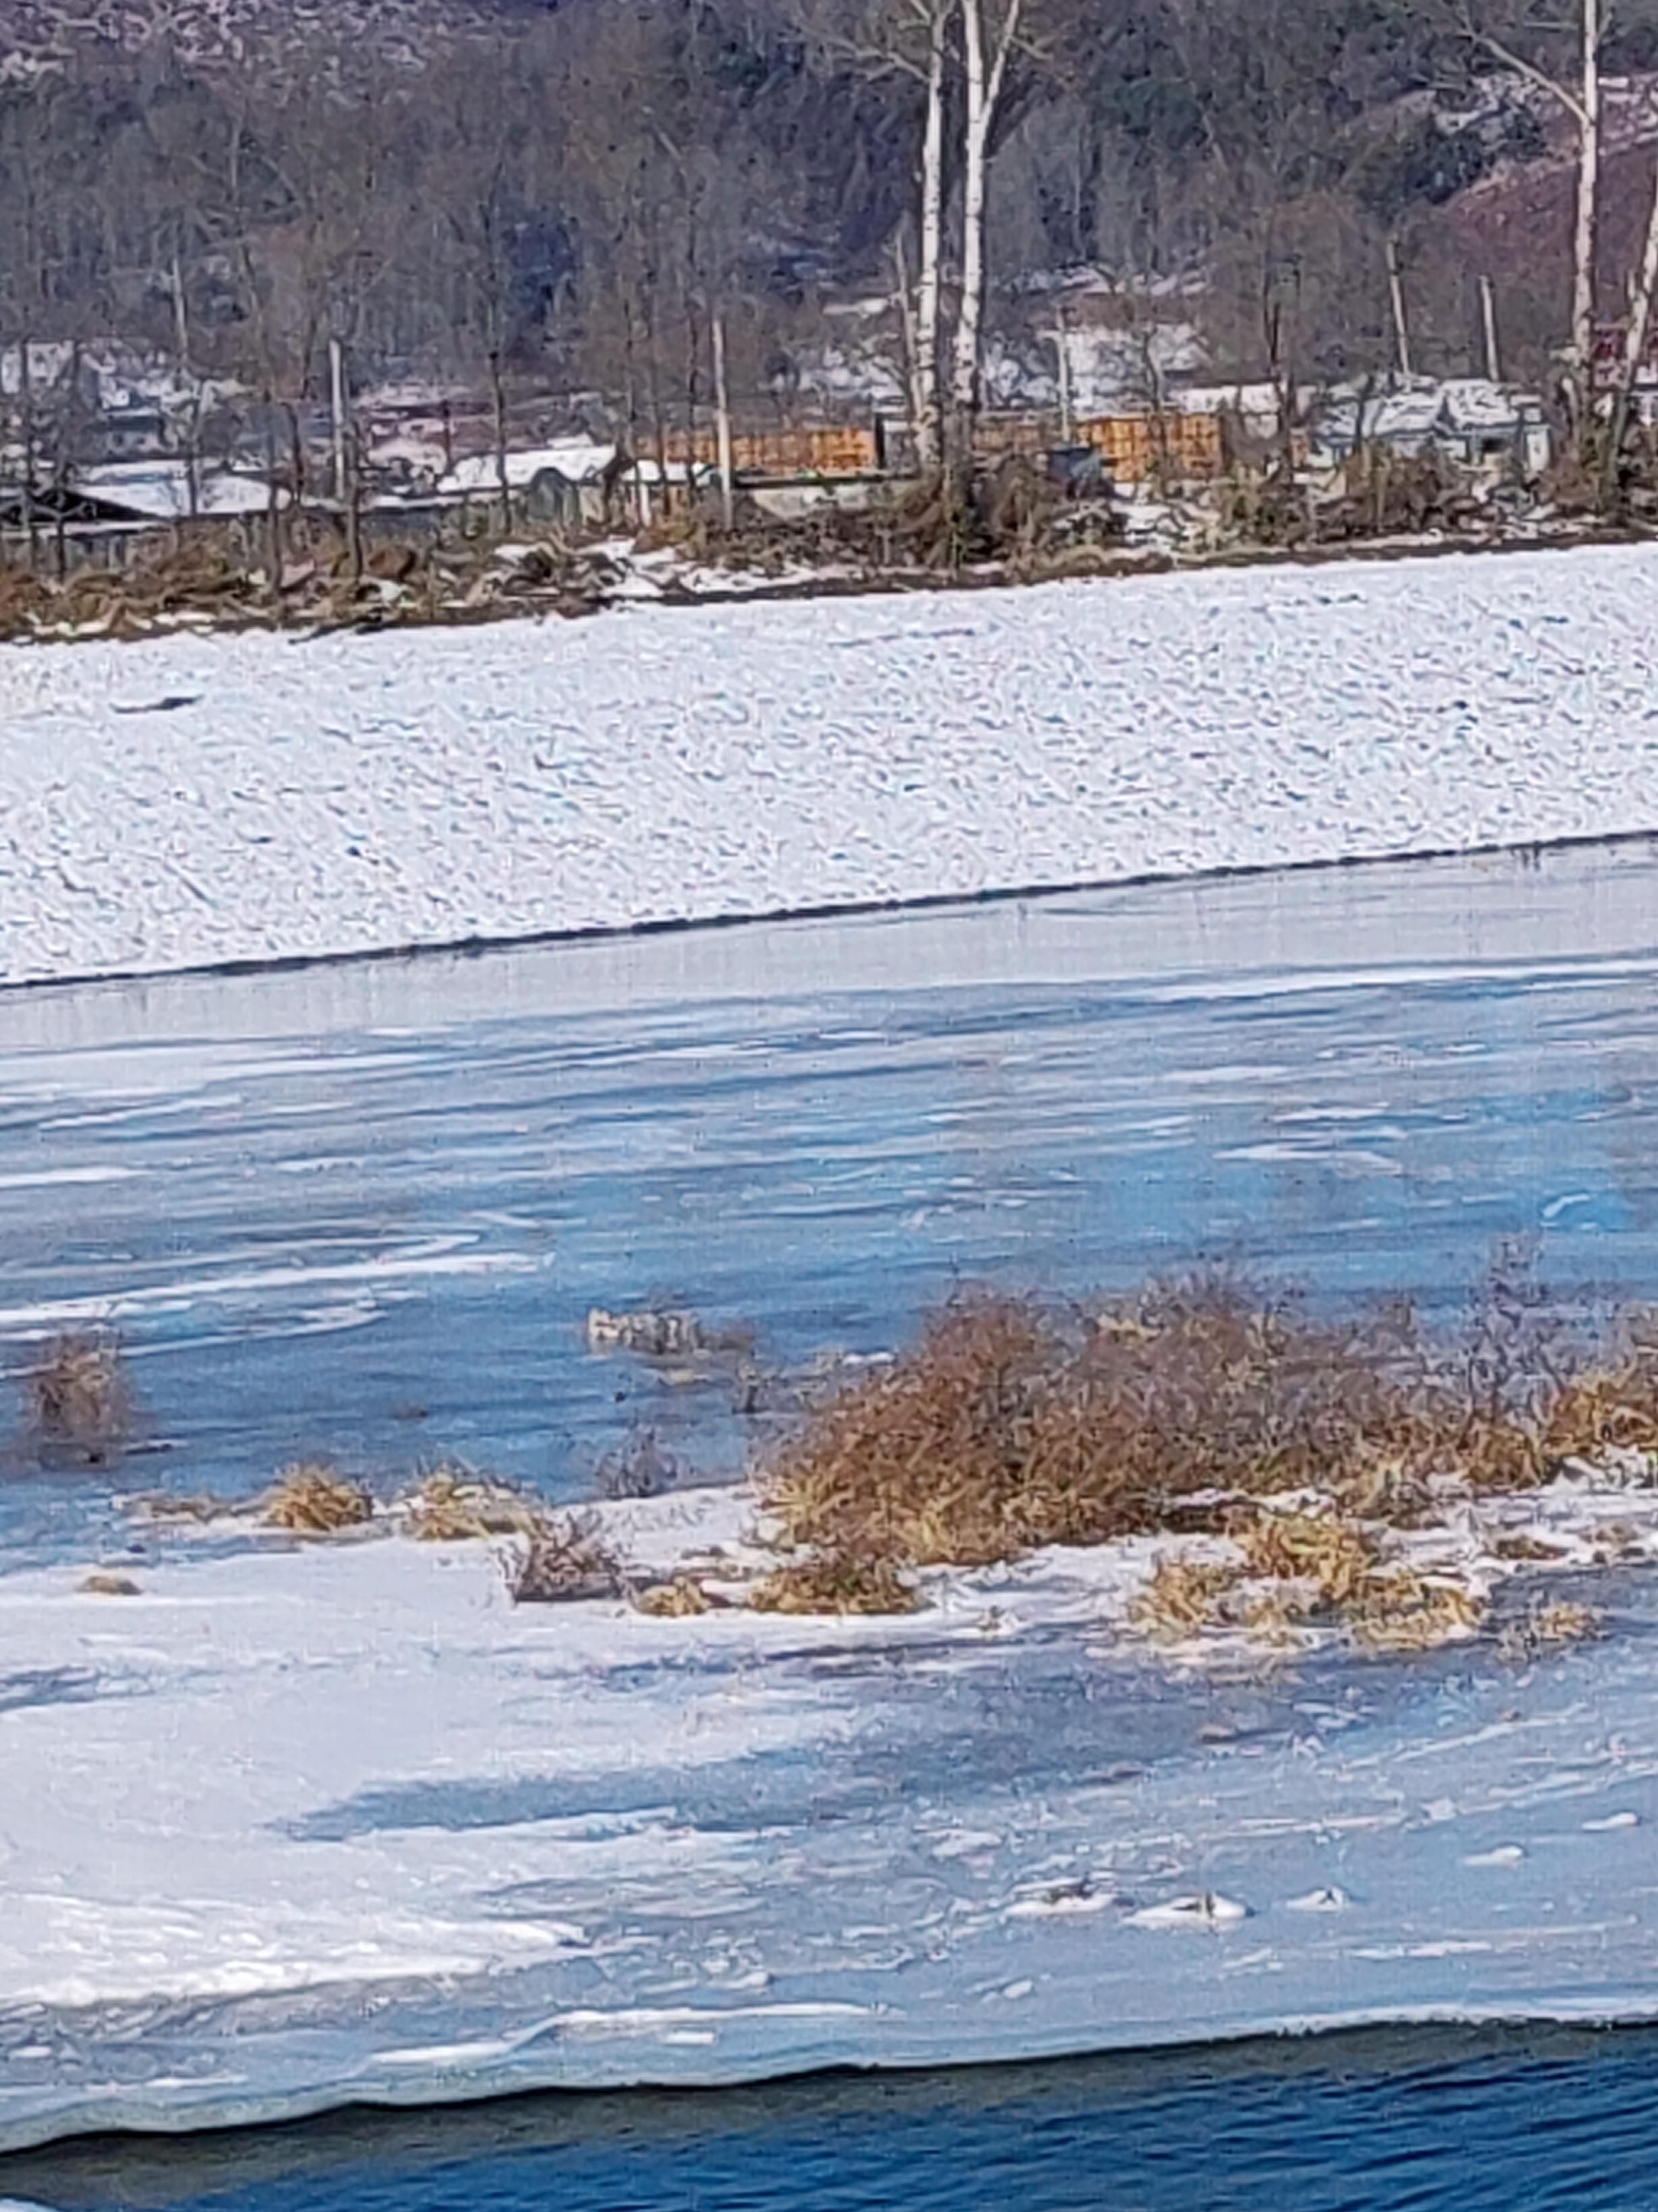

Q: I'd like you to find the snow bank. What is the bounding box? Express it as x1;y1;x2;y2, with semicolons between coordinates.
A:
4;543;1658;985
3;1481;1658;2149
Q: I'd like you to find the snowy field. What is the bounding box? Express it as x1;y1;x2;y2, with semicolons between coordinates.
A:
2;542;1658;985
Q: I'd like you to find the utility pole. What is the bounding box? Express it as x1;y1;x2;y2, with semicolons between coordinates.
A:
1386;237;1414;382
18;337;38;571
171;250;201;520
712;311;734;532
1480;274;1502;384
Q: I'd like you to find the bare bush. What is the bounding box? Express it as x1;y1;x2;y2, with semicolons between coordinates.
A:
501;1512;622;1604
24;1331;134;1467
593;1431;682;1501
748;1552;919;1616
404;1461;547;1539
261;1462;375;1534
760;1258;1658;1577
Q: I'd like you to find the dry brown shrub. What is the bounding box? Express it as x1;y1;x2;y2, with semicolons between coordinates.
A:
1491;1532;1572;1563
1130;1556;1239;1641
1242;1588;1307;1644
634;1576;714;1618
761;1298;1065;1568
262;1463;374;1534
1529;1598;1604;1644
1498;1595;1605;1664
405;1463;546;1540
1349;1571;1486;1652
502;1512;622;1604
759;1253;1658;1581
762;1279;1465;1570
748;1552;919;1617
26;1331;134;1466
1239;1509;1378;1607
79;1571;140;1596
1540;1363;1658;1463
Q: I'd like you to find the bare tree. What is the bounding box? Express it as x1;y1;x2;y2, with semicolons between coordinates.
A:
1452;0;1601;429
949;0;1026;457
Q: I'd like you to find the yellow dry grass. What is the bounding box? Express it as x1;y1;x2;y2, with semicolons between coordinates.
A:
1129;1556;1239;1641
748;1552;918;1616
634;1576;714;1617
261;1463;374;1534
404;1463;547;1541
1239;1509;1378;1606
1349;1571;1487;1652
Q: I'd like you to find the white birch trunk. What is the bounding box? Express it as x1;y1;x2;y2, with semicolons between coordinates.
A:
950;0;988;456
949;0;1019;463
1603;153;1658;496
914;0;947;471
1570;0;1601;432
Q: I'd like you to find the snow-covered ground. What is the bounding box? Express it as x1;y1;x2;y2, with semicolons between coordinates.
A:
2;1477;1657;2151
4;542;1658;986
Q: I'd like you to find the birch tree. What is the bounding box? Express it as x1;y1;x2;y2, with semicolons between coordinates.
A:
1602;150;1658;496
1454;0;1601;432
790;0;953;468
949;0;1025;460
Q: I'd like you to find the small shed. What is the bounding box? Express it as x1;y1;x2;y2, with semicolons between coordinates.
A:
437;442;624;527
1309;379;1550;477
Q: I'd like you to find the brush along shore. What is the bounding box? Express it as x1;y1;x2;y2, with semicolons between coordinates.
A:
98;1257;1658;1661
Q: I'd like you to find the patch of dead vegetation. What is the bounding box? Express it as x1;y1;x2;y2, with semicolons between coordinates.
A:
260;1462;374;1534
748;1552;919;1617
1238;1508;1378;1607
1130;1556;1241;1641
403;1461;547;1540
1348;1571;1487;1652
633;1575;716;1618
501;1512;622;1604
24;1331;134;1467
759;1253;1658;1591
78;1571;140;1596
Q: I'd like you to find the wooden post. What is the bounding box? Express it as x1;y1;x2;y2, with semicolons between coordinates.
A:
712;312;734;531
1480;274;1502;384
171;251;201;522
264;411;284;625
1386;237;1414;382
18;336;38;573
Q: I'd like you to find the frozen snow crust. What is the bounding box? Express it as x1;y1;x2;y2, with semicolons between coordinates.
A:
3;1482;1658;2151
4;542;1658;987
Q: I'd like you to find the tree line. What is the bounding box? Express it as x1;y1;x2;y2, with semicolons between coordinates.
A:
5;0;1658;457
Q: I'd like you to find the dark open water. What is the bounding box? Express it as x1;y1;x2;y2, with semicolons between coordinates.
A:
3;2025;1655;2210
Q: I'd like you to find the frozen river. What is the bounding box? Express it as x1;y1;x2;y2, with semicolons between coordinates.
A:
1;838;1657;2152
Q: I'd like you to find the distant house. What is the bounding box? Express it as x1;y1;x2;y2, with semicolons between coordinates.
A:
1;461;285;570
67;461;283;523
92;400;172;461
436;442;626;527
1309;378;1551;477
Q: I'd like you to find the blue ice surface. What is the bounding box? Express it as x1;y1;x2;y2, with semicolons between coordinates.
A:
1;837;1658;2152
0;834;1657;1562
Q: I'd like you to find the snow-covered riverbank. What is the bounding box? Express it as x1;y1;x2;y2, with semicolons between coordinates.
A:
4;543;1658;986
2;1474;1657;2151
